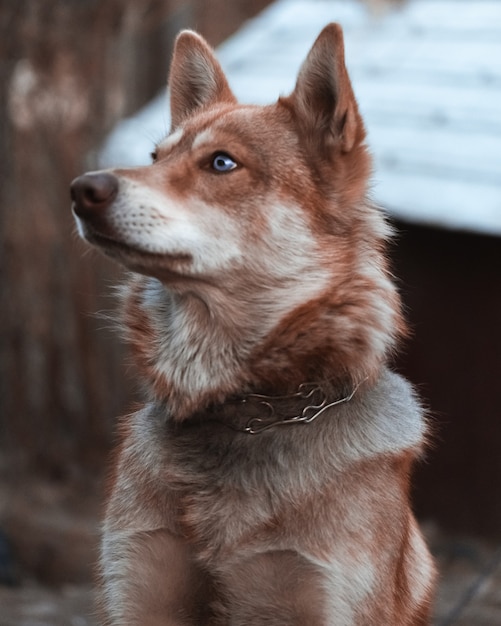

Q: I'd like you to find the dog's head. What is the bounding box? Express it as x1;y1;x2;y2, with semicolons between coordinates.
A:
71;25;371;283
71;24;404;407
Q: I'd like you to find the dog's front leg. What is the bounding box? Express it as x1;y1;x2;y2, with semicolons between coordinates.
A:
99;527;214;625
216;549;332;626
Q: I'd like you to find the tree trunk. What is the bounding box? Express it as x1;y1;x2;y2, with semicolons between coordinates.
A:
0;0;180;479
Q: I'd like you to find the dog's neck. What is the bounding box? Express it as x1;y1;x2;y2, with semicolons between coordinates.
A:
121;264;401;421
120;274;330;418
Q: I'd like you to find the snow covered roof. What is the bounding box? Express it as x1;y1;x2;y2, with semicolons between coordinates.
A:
100;0;501;236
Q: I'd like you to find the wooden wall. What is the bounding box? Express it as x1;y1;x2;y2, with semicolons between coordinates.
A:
393;220;501;539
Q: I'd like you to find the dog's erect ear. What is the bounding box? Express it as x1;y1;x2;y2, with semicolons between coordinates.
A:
168;30;236;129
289;23;364;153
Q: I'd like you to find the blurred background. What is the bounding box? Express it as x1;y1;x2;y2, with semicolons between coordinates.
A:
1;0;500;624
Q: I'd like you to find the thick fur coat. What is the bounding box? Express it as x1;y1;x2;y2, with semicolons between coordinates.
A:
71;23;436;625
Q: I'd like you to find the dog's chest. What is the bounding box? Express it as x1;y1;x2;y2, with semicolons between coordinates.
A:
133;370;425;560
147;418;402;567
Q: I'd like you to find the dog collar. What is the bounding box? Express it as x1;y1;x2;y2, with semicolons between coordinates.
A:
208;378;367;435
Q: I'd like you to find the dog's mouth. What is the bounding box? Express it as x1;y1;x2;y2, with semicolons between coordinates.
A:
81;226;193;280
84;229;136;255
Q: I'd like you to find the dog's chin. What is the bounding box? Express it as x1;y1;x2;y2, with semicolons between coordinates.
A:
83;230;194;282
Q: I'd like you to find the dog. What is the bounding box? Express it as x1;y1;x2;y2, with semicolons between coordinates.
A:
71;23;436;625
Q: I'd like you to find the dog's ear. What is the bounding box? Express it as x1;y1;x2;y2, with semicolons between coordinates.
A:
168;30;236;129
288;23;364;153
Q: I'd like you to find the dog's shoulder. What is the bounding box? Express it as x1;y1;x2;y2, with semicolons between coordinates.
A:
368;368;427;448
336;368;428;463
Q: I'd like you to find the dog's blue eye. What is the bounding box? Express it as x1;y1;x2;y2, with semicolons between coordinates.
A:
211;153;237;172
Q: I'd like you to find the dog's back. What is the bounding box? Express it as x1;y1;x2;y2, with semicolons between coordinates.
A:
71;23;435;625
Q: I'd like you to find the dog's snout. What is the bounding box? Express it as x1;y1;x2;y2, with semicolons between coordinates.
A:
71;173;118;218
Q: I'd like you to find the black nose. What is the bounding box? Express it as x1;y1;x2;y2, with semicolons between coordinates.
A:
70;172;118;218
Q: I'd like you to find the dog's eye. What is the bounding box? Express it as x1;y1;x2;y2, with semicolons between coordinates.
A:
211;153;237;173
150;151;158;163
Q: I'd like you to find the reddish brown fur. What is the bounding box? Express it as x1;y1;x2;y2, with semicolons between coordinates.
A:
71;23;435;625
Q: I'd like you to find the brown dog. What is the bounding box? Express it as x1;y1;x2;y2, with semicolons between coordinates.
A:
71;23;436;625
